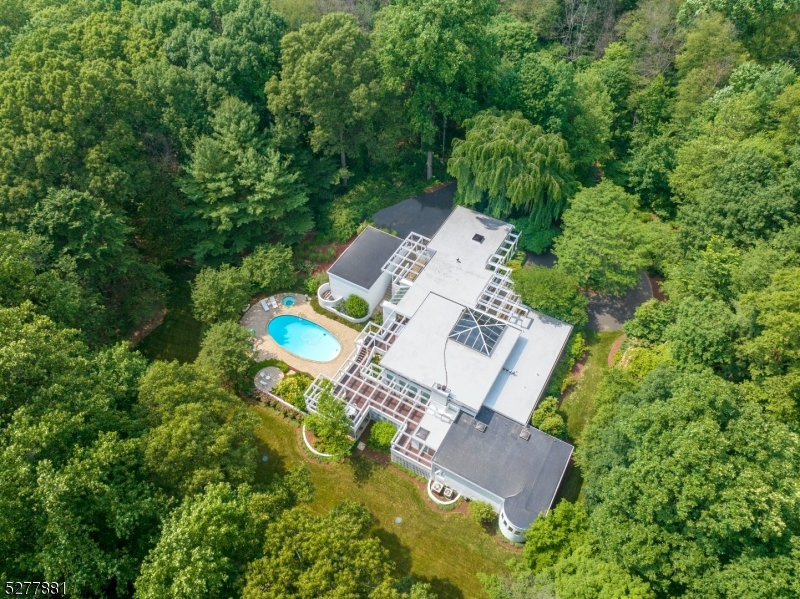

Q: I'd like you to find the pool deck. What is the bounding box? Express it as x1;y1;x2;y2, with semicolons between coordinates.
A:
241;293;360;379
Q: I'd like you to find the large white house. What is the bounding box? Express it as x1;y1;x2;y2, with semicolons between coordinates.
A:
306;206;574;542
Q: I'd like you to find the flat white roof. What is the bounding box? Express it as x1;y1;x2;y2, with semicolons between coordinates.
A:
381;293;519;414
483;311;573;424
416;410;453;452
394;207;514;317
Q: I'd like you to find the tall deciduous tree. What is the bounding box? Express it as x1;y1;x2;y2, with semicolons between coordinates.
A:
581;368;800;598
241;244;297;294
137;361;258;497
267;13;378;184
554;181;650;296
448;110;572;229
191;264;252;324
374;0;499;178
243;500;394;599
511;266;588;328
197;320;255;386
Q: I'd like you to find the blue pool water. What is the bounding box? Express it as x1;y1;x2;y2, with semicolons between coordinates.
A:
282;295;296;307
268;315;341;362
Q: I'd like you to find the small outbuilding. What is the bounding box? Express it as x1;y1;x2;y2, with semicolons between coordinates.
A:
323;227;403;316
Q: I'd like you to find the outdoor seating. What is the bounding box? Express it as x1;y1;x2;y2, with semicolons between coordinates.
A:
260;299;270;312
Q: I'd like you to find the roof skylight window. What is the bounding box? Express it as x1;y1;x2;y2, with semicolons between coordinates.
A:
472;234;485;243
449;308;506;356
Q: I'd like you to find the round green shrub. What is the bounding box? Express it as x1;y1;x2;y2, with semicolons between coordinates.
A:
367;421;397;452
468;501;496;525
344;294;369;319
272;373;313;411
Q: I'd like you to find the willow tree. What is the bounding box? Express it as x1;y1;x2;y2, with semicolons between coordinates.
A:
447;110;573;229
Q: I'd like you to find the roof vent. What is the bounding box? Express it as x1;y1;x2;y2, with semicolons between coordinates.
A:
415;428;430;440
519;429;531;441
475;422;487;432
472;234;485;243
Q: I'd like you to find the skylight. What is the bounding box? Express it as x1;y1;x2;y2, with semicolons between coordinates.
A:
448;308;506;356
472;234;485;243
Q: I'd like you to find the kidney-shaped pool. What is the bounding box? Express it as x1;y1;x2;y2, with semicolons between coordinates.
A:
267;315;342;362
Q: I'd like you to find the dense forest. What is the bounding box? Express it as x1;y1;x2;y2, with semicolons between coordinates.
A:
1;0;800;597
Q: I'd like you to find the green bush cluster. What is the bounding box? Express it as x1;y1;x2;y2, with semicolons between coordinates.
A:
530;397;568;439
545;332;586;396
342;294;369;319
468;501;496;526
272;373;314;411
367;421;397;452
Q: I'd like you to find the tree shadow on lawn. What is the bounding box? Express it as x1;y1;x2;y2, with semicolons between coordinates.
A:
254;437;289;480
374;529;465;599
348;454;383;486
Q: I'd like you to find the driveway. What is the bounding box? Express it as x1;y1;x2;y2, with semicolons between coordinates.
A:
525;251;653;331
372;182;455;238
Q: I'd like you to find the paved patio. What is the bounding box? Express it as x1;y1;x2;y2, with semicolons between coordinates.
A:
241;293;360;378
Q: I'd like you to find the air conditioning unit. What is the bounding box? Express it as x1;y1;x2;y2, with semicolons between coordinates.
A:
519;429;531;441
432;481;443;493
443;487;454;498
475;422;487;432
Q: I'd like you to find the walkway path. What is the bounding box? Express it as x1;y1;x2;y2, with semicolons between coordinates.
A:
526;252;653;331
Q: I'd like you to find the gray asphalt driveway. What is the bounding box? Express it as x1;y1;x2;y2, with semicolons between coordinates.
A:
526;251;653;331
372;182;455;238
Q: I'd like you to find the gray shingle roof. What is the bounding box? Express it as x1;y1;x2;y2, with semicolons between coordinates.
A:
327;227;403;290
433;408;573;529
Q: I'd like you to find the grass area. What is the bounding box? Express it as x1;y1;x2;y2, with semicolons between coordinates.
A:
556;331;621;503
138;265;204;363
559;331;621;443
253;407;514;599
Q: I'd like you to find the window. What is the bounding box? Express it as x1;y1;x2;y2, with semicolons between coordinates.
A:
449;308;506;356
472;234;485;243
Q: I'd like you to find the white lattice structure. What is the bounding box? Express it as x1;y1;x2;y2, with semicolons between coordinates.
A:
381;233;433;285
476;263;530;327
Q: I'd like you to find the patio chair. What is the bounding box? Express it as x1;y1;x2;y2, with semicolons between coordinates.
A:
270;296;278;309
260;299;270;312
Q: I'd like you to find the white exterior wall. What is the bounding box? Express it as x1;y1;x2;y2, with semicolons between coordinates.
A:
433;466;503;510
499;505;527;543
328;271;391;314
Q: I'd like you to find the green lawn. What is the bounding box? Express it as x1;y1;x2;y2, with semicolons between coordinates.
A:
138;265;204;363
253;407;515;599
560;330;621;443
556;330;621;502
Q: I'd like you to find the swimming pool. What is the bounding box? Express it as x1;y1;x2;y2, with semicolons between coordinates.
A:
267;315;341;362
282;295;296;307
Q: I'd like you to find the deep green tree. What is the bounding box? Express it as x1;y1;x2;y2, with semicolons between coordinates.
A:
511;266;588;328
554;181;650;296
305;382;352;455
181;97;312;262
530;398;568;439
138;361;259;497
267;13;379;184
243;501;395;599
242;244;296;294
374;0;499;178
582;368;800;598
135;475;312;599
191;264;252;324
197;321;255;386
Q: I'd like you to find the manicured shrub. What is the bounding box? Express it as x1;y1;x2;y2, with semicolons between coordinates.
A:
343;294;369;319
469;501;496;526
367;421;397;452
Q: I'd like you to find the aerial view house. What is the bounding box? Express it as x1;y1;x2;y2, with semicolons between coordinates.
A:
308;207;574;542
